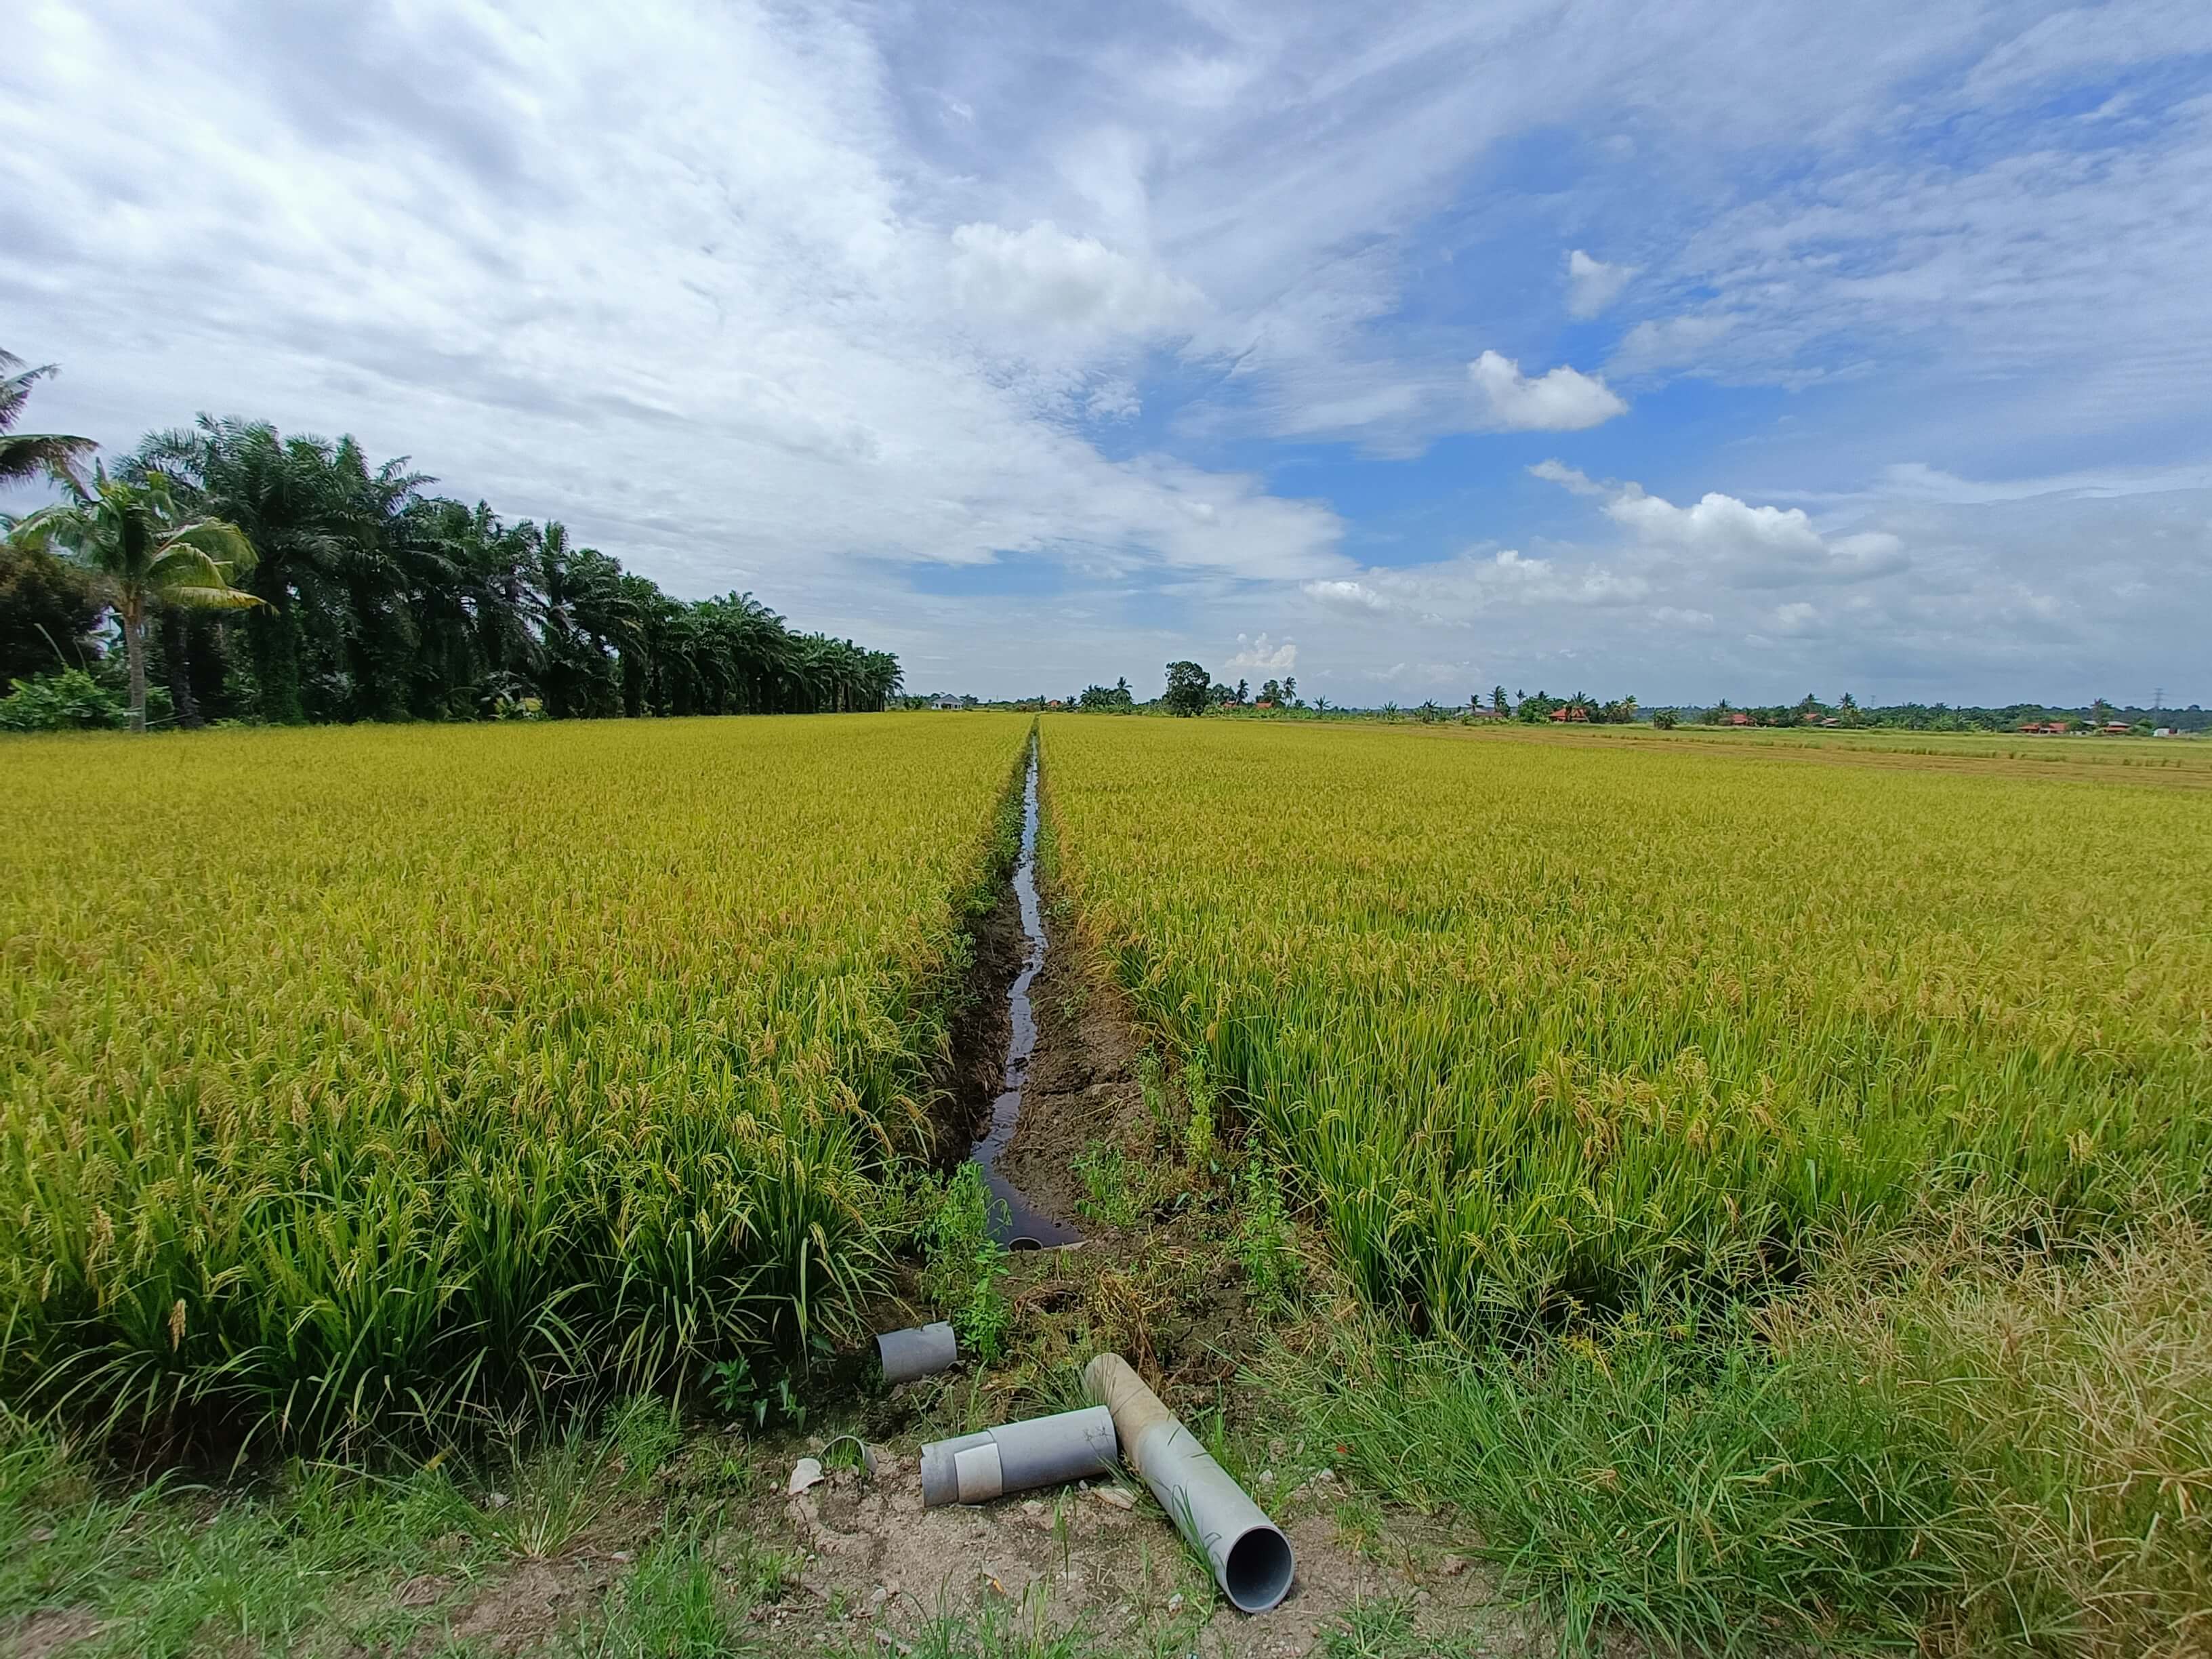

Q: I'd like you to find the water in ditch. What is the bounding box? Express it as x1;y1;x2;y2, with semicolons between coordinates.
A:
969;739;1081;1248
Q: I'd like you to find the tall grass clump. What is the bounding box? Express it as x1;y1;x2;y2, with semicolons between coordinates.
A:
0;714;1031;1448
1042;717;2211;1330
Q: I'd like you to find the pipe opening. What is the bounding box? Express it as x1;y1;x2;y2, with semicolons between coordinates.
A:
1223;1524;1296;1613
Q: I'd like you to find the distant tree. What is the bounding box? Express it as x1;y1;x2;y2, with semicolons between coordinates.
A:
1652;709;1677;730
1493;684;1509;715
12;468;260;731
0;348;97;495
1235;678;1250;705
1282;676;1296;704
0;540;104;684
1163;660;1210;717
1077;678;1135;711
1259;678;1282;705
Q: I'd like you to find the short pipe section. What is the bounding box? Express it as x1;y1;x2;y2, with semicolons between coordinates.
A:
877;1322;957;1385
919;1404;1118;1507
1084;1352;1295;1614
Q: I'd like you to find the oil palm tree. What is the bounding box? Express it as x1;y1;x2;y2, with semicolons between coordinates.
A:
0;349;97;495
12;468;260;731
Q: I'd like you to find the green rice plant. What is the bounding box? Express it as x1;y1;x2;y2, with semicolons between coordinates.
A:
0;714;1031;1447
1040;717;2212;1332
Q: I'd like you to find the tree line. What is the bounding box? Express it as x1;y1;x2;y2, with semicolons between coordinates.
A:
1;350;901;731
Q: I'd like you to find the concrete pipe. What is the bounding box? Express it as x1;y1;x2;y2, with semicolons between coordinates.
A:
919;1404;1119;1507
1084;1352;1295;1614
876;1321;958;1385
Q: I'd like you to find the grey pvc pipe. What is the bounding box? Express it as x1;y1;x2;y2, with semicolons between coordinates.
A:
1085;1352;1295;1614
919;1404;1118;1507
876;1321;958;1384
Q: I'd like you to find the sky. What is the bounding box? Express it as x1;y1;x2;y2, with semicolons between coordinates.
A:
4;0;2209;707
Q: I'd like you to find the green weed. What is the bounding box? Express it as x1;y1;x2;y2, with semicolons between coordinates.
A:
922;1164;1012;1362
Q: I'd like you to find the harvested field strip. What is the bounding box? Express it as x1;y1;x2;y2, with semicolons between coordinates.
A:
1040;717;2212;1330
0;714;1031;1446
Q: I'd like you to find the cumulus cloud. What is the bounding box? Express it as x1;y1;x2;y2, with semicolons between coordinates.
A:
1565;249;1634;318
1302;578;1390;612
1227;632;1297;670
949;220;1205;335
1604;485;1906;584
1532;464;1910;588
1469;350;1628;430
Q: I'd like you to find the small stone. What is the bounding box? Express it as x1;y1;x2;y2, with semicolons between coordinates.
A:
1092;1486;1136;1510
788;1457;825;1495
1167;1593;1185;1614
1437;1553;1467;1578
485;1490;510;1509
1256;1469;1275;1486
611;1551;632;1563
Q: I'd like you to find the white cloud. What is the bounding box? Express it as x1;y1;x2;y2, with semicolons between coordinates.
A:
1772;600;1820;634
1227;632;1297;671
1608;314;1738;377
1528;458;1605;496
1302;578;1390;612
1565;249;1634;318
1599;483;1908;586
1652;606;1715;629
949;220;1204;336
1468;350;1628;430
1963;4;2212;101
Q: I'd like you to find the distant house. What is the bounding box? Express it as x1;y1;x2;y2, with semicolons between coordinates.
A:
1046;699;1065;709
1720;711;1755;726
1254;699;1275;710
1549;705;1589;722
2097;722;2132;735
2018;721;2068;735
2154;727;2177;738
930;693;962;710
1819;716;1842;727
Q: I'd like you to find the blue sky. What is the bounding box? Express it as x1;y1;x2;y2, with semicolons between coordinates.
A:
3;0;2209;705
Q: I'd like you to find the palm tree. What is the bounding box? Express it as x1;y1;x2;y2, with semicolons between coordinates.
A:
0;349;97;495
12;468;260;731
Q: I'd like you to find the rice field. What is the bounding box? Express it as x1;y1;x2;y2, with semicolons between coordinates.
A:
1041;718;2212;1330
0;714;1030;1445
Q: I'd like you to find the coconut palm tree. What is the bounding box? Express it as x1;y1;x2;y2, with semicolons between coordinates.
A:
0;349;97;495
12;468;260;731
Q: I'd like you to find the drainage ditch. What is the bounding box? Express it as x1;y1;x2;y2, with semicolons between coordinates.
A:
968;737;1080;1248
